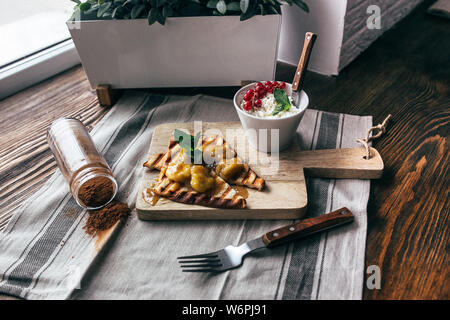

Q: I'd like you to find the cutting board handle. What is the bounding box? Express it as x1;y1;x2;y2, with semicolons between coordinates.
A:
297;147;384;179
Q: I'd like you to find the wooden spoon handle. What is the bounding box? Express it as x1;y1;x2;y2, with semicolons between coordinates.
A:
262;207;354;247
292;32;317;93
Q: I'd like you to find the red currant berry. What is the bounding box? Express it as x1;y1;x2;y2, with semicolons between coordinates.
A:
265;81;272;86
267;87;274;93
279;82;286;89
273;81;279;87
254;99;262;107
255;82;264;89
244;92;253;101
248;89;254;94
244;101;253;111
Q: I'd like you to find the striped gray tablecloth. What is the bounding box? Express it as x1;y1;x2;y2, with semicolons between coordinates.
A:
0;91;371;300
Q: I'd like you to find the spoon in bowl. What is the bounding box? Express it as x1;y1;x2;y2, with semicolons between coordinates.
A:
291;32;317;108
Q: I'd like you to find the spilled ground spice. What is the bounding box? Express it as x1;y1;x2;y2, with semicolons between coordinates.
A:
78;176;115;208
84;200;130;236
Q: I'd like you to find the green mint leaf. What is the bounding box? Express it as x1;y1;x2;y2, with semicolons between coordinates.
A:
174;129;193;150
274;88;290;108
272;104;285;116
272;88;291;115
174;129;203;163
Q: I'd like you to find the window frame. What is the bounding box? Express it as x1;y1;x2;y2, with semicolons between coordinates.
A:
0;39;80;100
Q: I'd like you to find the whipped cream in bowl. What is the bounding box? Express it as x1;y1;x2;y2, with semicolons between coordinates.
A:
234;81;309;153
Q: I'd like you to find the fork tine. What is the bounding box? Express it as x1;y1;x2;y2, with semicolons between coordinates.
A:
180;263;222;268
178;258;220;264
182;269;221;273
177;253;218;259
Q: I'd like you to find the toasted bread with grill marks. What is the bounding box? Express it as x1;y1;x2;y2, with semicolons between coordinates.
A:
143;139;182;169
149;167;246;209
143;135;265;191
202;135;265;191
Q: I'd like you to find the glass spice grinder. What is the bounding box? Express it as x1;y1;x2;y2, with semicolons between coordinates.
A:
47;118;118;210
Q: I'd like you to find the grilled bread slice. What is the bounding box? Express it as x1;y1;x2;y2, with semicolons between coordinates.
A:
148;166;247;209
143;139;182;170
143;135;265;191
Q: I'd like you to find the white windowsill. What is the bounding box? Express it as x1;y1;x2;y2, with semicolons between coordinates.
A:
0;39;80;100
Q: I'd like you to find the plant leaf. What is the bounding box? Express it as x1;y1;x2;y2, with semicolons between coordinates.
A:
71;0;310;24
272;104;285;116
240;0;249;13
272;88;291;115
240;1;257;21
156;9;166;24
206;0;218;9
216;0;226;14
69;8;81;21
111;6;120;18
131;4;145;18
79;2;92;11
174;129;195;151
174;130;203;163
148;7;159;24
258;4;265;15
97;2;112;17
227;2;241;11
122;0;133;6
268;5;280;14
292;0;309;12
162;5;173;17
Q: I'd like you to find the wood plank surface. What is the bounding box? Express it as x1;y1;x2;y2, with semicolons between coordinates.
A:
0;67;108;231
0;0;448;299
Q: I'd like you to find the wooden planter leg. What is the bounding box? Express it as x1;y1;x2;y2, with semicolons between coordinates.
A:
96;85;122;107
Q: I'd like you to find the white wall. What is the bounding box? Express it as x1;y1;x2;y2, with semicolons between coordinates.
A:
278;0;422;76
278;0;348;76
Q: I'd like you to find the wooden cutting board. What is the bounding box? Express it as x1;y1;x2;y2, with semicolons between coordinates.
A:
136;122;383;220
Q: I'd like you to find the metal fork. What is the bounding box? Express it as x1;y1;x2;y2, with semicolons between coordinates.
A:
178;207;354;272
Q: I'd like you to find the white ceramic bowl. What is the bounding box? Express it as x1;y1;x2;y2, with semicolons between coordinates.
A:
233;82;309;153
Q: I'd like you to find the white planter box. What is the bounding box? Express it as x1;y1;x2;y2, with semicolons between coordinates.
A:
278;0;422;75
68;15;281;89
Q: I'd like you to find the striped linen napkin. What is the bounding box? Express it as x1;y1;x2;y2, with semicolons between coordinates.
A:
0;91;371;299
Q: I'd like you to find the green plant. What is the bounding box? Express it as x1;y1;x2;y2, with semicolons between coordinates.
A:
70;0;309;25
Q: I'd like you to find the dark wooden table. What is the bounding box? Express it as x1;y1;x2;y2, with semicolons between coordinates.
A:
0;1;448;299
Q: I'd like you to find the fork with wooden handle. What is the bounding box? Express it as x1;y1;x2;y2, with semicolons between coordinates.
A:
178;207;354;272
